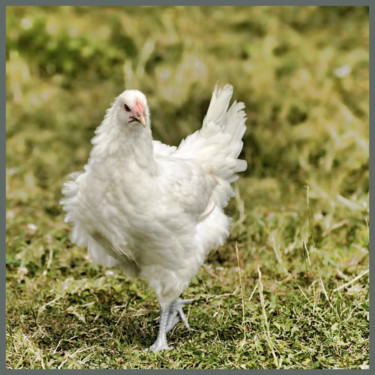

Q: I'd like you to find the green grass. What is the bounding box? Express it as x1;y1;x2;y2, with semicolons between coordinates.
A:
6;6;369;369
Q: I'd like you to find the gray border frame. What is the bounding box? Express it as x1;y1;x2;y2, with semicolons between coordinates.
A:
2;1;372;373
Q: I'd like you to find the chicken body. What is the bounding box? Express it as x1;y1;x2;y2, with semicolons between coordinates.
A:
61;84;247;351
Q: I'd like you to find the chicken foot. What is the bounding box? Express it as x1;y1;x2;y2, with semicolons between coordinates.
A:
166;299;193;332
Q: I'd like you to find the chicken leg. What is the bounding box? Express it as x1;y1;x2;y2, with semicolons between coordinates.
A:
149;306;170;352
149;299;192;352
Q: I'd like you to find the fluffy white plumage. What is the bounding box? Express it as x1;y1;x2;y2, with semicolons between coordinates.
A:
61;84;247;351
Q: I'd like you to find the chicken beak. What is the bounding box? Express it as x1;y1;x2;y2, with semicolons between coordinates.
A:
139;114;146;127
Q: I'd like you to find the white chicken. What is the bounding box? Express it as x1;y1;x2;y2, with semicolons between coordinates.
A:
61;84;247;352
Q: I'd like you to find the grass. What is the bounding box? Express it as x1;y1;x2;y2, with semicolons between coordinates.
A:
5;6;369;369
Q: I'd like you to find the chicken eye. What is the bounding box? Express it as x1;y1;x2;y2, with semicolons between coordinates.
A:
124;104;131;112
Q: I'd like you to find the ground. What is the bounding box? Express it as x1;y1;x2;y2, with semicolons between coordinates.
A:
5;6;369;369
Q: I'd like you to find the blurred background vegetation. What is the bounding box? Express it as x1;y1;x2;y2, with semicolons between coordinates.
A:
6;6;369;369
